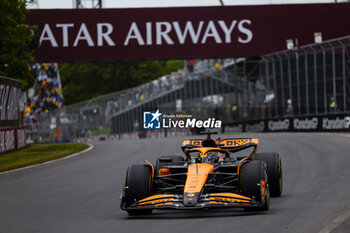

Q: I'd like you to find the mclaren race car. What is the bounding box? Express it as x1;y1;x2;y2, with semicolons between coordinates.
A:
120;131;283;215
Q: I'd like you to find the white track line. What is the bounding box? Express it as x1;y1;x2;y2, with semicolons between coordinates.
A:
319;203;350;233
318;132;350;233
333;133;350;138
320;133;350;138
0;144;93;175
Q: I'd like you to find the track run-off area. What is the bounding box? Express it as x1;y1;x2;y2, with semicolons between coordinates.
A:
0;133;350;233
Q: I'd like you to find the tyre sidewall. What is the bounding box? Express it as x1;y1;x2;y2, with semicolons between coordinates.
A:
254;152;283;197
125;164;153;206
241;160;266;203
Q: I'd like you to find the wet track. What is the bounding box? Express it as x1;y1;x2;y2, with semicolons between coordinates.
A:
1;133;350;233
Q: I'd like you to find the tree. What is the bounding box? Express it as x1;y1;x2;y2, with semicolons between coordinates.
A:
59;60;183;105
0;0;38;89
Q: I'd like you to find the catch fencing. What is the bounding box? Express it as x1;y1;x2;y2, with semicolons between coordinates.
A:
261;35;350;119
25;36;350;142
26;59;265;142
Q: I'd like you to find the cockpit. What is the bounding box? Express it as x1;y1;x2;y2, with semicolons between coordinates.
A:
187;149;228;164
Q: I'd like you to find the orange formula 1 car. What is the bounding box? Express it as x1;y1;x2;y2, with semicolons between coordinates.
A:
120;131;282;215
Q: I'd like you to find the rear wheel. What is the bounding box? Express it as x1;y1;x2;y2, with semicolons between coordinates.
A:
254;152;283;197
124;164;153;215
241;161;270;211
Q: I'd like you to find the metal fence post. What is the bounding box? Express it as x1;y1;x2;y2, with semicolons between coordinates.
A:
319;44;328;113
233;58;239;113
270;55;278;117
276;54;286;115
188;79;192;100
198;76;203;98
210;75;214;97
310;46;318;114
338;40;347;112
295;51;301;115
327;42;337;105
264;57;271;118
304;49;310;115
283;52;293;108
244;62;250;108
215;75;220;96
203;74;208;97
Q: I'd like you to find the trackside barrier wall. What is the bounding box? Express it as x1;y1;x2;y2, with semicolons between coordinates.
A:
0;127;26;154
0;76;26;154
0;76;22;128
223;113;350;133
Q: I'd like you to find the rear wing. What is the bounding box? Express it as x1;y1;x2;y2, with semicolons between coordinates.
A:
219;138;259;149
182;139;203;147
182;138;259;159
182;138;259;148
219;138;259;160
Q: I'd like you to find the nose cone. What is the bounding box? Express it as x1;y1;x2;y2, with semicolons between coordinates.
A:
183;163;214;206
183;192;200;206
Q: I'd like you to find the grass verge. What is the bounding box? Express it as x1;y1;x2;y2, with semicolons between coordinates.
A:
0;143;90;173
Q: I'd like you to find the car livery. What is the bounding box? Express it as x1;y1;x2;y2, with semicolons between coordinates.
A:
120;131;282;215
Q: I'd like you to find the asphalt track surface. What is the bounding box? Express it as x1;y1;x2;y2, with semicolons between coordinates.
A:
1;133;350;233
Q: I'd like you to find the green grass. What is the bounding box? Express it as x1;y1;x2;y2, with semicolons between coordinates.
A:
0;143;90;173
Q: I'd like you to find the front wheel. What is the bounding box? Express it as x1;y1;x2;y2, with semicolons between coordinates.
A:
241;160;270;211
124;164;153;215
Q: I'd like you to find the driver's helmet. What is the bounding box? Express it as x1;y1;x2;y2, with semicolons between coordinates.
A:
199;151;220;164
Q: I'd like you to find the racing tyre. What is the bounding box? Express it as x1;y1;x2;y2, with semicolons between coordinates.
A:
124;164;153;215
241;161;270;211
155;155;185;176
254;152;283;197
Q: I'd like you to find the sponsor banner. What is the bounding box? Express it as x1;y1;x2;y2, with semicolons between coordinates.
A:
322;116;350;130
246;121;265;132
293;117;319;131
0;77;22;127
224;124;243;133
16;128;26;149
0;127;26;155
223;114;350;133
26;3;350;61
268;119;291;131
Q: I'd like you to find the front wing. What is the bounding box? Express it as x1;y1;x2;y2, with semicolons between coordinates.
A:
122;193;263;210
